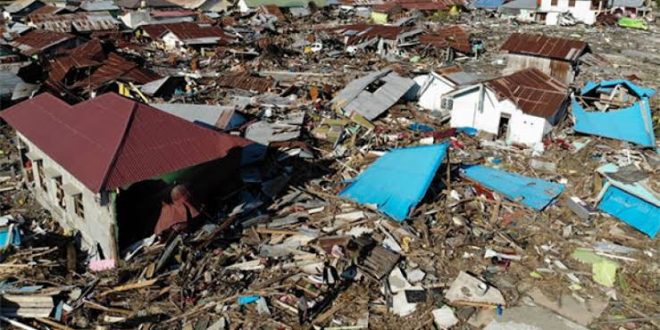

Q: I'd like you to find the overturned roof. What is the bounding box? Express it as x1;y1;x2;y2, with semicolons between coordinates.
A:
10;29;74;56
486;68;568;119
501;33;589;62
1;93;251;193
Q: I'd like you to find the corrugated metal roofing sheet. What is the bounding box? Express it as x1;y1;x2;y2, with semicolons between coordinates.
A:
0;93;251;192
31;12;120;33
500;32;589;62
486;68;567;119
419;25;471;54
217;72;274;93
9;29;74;56
332;68;415;120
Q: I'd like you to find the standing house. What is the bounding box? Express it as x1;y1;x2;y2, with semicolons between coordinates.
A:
445;68;569;147
537;0;606;25
0;93;251;259
500;33;589;84
141;22;234;51
413;66;483;118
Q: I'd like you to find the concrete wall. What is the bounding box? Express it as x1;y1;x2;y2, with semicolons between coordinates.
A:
448;85;552;146
17;133;119;259
417;74;456;112
504;53;574;84
539;0;599;24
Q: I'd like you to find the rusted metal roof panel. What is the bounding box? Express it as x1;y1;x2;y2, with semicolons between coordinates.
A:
501;33;589;62
486;68;568;119
10;29;75;56
217;72;274;93
0;93;251;192
419;25;471;54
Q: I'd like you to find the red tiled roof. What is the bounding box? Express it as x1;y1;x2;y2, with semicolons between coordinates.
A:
501;33;589;62
1;93;251;192
10;29;74;56
486;68;568;119
419;25;471;54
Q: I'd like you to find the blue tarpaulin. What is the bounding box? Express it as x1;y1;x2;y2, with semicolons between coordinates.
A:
473;0;505;8
339;143;449;222
0;225;21;249
596;164;659;238
462;165;565;210
581;79;655;98
598;185;659;238
573;80;656;147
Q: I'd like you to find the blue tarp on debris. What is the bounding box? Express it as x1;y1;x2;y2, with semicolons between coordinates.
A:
473;0;505;8
462;165;565;210
573;80;656;147
581;79;655;98
598;185;659;238
339;143;449;222
596;163;659;238
0;226;21;249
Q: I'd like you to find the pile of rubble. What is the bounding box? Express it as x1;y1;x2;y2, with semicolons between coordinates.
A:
0;0;658;329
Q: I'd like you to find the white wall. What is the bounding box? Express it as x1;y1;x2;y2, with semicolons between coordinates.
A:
448;86;551;146
539;0;598;24
18;133;119;259
417;73;456;112
507;113;550;145
162;32;182;50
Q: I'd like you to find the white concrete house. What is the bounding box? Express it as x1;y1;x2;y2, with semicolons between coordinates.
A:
413;68;483;119
444;68;569;147
537;0;605;25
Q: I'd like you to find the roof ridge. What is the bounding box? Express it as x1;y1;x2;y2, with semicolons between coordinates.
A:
97;97;138;192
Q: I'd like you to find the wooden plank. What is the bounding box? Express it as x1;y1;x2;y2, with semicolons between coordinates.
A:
98;278;158;297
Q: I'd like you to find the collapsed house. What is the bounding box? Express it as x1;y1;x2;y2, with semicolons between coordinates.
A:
445;68;569;147
0;93;251;259
329;24;423;57
332;68;415;121
44;39;161;98
9;29;77;57
500;33;590;84
571;79;656;147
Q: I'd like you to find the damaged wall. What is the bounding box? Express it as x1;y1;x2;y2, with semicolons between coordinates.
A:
503;53;574;84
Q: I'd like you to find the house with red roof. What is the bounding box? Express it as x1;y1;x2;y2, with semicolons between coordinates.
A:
445;68;569;148
1;93;251;259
